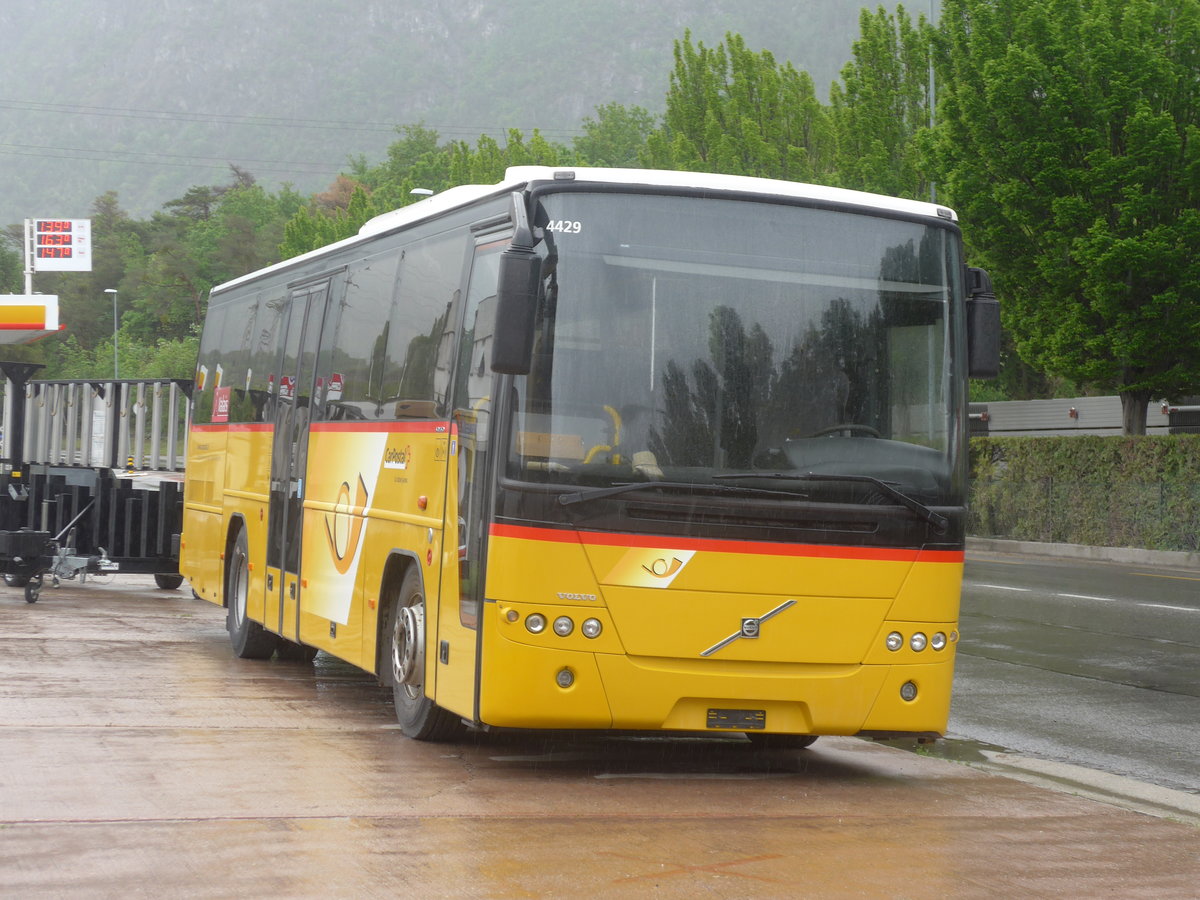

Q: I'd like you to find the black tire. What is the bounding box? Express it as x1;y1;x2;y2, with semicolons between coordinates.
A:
226;529;277;659
155;573;185;590
385;567;463;741
4;574;30;588
24;575;42;604
745;733;818;750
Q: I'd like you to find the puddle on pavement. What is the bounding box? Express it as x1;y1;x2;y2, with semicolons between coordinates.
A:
872;734;1009;764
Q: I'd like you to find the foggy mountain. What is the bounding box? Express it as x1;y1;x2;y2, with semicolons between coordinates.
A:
0;0;883;226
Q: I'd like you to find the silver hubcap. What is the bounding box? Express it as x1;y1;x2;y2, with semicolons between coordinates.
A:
392;600;424;689
232;553;248;626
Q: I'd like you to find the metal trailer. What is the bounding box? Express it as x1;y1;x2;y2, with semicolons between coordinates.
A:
0;362;191;603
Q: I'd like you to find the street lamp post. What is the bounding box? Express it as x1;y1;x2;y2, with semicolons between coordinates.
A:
103;289;118;380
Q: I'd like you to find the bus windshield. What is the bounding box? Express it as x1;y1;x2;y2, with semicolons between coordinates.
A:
505;191;963;509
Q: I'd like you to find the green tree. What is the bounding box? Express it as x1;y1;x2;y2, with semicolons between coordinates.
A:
573;103;657;167
644;31;834;181
934;0;1200;433
830;5;934;199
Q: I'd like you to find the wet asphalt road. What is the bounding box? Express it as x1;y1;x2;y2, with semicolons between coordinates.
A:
1;572;1199;898
952;551;1200;793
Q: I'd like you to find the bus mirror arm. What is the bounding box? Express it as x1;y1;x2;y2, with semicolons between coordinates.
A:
493;194;543;375
965;266;1001;379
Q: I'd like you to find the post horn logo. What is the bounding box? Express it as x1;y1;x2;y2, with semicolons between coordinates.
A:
324;473;369;574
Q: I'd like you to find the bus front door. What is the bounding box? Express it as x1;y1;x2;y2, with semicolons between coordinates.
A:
265;279;331;642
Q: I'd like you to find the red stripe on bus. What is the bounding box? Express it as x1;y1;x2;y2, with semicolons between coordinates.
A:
190;420;451;434
310;421;452;434
488;522;964;563
191;423;272;433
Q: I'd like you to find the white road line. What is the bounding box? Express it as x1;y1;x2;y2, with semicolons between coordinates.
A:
973;585;1197;614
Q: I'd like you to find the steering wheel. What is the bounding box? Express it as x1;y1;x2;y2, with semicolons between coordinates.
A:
809;423;880;438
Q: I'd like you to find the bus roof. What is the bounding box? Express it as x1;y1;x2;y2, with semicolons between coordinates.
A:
211;166;957;295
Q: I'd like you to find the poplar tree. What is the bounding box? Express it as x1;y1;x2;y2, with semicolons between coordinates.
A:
643;31;835;182
830;4;934;199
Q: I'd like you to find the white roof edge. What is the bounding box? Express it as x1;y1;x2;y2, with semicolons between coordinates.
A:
502;166;957;223
212;166;955;295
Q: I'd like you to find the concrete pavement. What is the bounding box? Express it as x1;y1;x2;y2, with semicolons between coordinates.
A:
1;575;1198;898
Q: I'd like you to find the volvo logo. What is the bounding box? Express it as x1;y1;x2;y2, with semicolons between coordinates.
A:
701;600;797;657
556;592;597;602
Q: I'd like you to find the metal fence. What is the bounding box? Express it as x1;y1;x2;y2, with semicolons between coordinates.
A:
9;379;191;472
969;478;1200;552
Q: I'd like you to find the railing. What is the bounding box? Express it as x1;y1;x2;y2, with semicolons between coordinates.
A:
9;378;192;472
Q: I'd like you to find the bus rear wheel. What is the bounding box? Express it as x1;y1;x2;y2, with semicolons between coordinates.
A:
226;529;278;660
386;567;463;741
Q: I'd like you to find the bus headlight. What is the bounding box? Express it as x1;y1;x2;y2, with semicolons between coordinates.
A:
886;631;904;651
931;632;947;651
553;616;574;637
525;614;547;634
581;618;602;639
910;632;928;652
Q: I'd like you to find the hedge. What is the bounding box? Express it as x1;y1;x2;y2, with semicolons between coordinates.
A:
968;436;1200;551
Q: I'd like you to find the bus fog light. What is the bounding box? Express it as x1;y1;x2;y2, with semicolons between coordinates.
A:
910;632;928;652
582;618;602;638
556;668;575;688
931;631;947;651
886;631;903;651
525;614;547;634
900;681;918;702
553;616;574;636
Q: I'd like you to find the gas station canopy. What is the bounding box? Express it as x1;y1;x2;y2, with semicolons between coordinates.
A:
0;295;61;344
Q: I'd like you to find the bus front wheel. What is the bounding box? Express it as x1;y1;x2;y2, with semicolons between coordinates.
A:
386;567;463;741
226;529;278;660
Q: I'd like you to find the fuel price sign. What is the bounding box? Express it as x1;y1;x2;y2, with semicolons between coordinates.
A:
33;219;92;272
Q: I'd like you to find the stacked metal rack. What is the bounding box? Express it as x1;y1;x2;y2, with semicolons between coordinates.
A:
0;362;191;602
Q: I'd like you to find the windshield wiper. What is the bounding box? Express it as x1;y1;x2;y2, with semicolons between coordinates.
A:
557;480;802;507
713;472;948;532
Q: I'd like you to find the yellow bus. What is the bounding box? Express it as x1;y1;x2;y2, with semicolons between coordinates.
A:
180;166;999;745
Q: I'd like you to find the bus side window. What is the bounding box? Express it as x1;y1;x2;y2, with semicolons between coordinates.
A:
316;250;401;422
383;231;470;419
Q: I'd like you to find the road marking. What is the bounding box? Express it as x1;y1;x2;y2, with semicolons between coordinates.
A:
1133;572;1200;583
1140;602;1197;613
972;584;1197;614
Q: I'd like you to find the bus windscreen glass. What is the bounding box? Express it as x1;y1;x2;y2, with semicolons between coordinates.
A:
507;192;962;509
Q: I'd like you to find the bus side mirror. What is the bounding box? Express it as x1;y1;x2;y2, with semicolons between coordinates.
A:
966;266;1001;379
493;192;543;376
491;248;541;375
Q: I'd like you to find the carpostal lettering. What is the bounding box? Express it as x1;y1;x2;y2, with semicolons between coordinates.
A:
383;445;412;470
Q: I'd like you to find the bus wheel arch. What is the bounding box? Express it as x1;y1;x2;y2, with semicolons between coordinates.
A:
379;556;463;741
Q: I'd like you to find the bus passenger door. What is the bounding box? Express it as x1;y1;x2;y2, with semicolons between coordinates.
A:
266;279;331;641
437;241;503;719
